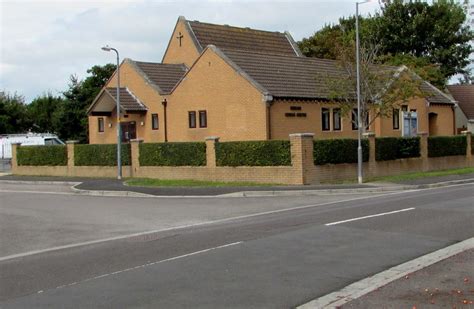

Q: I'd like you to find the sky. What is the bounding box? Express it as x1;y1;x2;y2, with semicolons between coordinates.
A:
0;0;381;102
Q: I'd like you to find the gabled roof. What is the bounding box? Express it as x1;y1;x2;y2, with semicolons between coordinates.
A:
128;59;187;94
105;88;148;112
87;87;148;115
447;84;474;119
220;48;455;104
186;18;302;57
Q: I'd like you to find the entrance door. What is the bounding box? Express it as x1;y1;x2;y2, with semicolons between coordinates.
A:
429;112;438;136
121;121;137;142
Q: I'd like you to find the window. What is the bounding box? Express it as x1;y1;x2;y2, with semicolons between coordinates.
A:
188;111;196;128
199;110;207;128
98;117;104;132
290;106;302;111
321;108;330;131
351;109;369;130
352;109;358;130
393;109;400;130
151;114;159;130
333;108;341;131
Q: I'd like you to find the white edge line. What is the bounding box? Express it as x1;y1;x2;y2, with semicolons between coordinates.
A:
325;207;416;226
53;241;242;291
298;237;474;308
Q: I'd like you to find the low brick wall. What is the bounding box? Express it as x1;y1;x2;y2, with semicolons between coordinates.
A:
11;132;473;185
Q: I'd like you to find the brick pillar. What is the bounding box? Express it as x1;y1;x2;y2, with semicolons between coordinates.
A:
418;132;429;171
290;133;314;185
130;139;143;177
11;143;21;173
205;136;219;168
66;140;79;177
461;131;472;160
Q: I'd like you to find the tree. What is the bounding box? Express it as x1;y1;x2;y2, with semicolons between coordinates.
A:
320;41;425;133
298;0;473;87
375;0;472;80
27;93;65;134
0;92;31;134
56;63;116;142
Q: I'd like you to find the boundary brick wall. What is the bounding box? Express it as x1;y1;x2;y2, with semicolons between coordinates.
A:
11;132;473;185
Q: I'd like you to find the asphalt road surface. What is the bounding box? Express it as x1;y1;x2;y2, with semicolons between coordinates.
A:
0;182;473;308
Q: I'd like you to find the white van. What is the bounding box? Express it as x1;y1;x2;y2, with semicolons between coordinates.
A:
0;133;65;159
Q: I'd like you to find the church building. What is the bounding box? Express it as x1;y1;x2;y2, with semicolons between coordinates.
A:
87;16;457;144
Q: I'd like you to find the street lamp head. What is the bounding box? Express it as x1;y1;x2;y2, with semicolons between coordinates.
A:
101;46;112;52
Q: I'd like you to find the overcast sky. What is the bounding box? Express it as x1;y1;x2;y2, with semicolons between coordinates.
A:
1;0;381;102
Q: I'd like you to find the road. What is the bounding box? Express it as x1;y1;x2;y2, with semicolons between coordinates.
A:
0;182;473;308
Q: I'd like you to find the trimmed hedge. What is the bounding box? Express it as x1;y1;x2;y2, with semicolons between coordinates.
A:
139;142;206;166
74;144;131;166
17;145;67;166
428;136;467;157
375;137;420;161
216;140;291;166
314;138;369;165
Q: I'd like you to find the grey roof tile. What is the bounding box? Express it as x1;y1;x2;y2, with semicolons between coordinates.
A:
133;61;187;94
188;20;298;57
105;88;148;112
447;85;474;119
222;49;454;104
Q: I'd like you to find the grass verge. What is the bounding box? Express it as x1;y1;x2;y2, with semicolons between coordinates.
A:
367;167;474;183
125;178;277;187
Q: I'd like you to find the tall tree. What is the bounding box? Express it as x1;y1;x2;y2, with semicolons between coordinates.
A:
298;0;473;87
0;92;31;134
375;0;472;79
56;63;116;142
27;93;65;134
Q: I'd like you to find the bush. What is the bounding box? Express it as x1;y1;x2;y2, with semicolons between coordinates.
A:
428;136;467;157
17;145;67;166
375;137;420;161
314;138;369;165
75;144;131;166
139;142;206;166
216;140;291;166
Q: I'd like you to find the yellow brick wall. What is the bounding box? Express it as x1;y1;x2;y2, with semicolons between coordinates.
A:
428;104;455;136
162;18;200;68
89;60;166;144
270;100;359;140
167;48;268;142
270;98;454;140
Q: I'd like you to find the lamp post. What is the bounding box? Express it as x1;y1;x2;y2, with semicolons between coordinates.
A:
356;0;370;184
101;45;122;180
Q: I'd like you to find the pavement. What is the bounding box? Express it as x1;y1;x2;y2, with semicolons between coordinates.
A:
342;248;474;309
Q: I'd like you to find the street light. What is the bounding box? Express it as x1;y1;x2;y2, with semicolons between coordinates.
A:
101;45;122;180
356;0;370;184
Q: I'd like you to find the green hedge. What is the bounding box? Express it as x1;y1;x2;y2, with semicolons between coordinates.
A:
216;140;291;166
139;142;206;166
314;138;369;165
428;136;467;157
74;144;131;166
375;137;420;161
17;145;67;166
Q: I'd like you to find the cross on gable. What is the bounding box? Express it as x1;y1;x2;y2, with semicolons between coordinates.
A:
176;32;184;47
